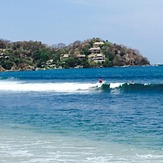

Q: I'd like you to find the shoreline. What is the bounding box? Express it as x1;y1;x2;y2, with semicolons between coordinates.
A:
0;64;152;73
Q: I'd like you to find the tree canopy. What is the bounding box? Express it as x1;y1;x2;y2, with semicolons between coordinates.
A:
0;38;150;71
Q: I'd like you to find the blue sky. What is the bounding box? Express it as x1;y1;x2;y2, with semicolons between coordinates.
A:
0;0;163;64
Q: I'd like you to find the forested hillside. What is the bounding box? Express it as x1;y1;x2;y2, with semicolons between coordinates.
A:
0;38;150;71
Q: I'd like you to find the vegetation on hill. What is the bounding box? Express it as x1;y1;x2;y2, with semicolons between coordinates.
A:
0;38;150;71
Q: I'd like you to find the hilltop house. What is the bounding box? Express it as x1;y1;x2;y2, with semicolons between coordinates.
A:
89;47;100;54
93;41;104;47
62;54;70;59
61;41;106;64
76;54;86;60
88;41;105;63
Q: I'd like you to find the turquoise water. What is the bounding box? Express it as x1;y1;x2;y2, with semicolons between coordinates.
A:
0;66;163;162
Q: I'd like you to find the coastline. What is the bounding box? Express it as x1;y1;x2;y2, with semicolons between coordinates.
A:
0;64;153;73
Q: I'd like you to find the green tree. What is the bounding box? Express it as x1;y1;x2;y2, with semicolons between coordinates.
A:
82;60;90;68
64;58;80;68
1;60;14;70
103;59;111;67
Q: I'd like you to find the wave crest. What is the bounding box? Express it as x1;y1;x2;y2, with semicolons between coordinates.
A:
101;83;163;92
0;80;162;93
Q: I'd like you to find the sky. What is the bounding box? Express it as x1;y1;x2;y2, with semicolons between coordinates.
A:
0;0;163;64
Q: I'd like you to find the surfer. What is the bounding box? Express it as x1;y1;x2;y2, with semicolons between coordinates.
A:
98;78;103;83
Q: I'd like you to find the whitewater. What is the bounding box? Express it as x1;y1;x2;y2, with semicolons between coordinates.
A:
0;66;163;163
0;80;162;93
0;81;99;92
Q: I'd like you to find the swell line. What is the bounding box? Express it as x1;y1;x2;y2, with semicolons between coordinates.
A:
102;83;163;92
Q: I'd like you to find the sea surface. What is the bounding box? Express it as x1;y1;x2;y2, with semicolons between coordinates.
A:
0;66;162;163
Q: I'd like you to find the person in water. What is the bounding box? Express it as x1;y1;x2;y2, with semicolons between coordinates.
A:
98;78;103;83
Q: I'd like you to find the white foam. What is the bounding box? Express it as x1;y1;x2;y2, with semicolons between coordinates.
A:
110;83;123;89
0;128;163;163
0;81;98;93
10;150;33;157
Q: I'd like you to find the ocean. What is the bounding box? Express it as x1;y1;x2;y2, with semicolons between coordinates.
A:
0;66;162;163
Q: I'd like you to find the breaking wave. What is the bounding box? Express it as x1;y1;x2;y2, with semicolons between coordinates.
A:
102;82;163;93
0;80;162;93
0;80;99;93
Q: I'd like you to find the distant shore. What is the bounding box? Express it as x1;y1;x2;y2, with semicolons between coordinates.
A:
0;38;150;72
